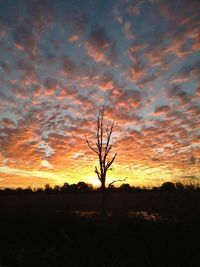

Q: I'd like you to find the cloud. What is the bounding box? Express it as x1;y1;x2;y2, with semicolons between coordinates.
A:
113;8;122;24
15;58;35;73
106;105;142;125
25;0;55;33
196;86;200;96
137;73;158;87
124;22;135;40
68;13;88;42
127;6;140;16
62;55;79;77
168;84;192;105
129;62;146;81
70;13;88;33
153;105;171;115
43;78;58;96
0;167;59;188
187;105;200;117
68;34;80;43
176;60;200;79
0;118;16;129
85;27;113;64
12;25;38;56
99;73;114;91
109;88;142;111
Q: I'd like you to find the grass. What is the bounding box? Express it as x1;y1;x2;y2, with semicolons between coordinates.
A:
0;191;200;266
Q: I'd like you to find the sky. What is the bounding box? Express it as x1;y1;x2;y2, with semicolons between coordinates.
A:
0;0;200;188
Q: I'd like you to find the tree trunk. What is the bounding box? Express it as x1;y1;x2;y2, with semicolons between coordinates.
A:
101;177;107;217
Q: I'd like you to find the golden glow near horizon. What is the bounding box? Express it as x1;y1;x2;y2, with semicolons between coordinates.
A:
0;0;200;188
0;154;199;188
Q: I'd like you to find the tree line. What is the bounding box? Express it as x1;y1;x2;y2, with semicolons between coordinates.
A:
0;181;199;195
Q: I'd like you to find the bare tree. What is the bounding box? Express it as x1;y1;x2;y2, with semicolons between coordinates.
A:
85;106;117;191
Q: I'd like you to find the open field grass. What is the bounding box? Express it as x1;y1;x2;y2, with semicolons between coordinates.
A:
0;192;200;266
1;191;200;221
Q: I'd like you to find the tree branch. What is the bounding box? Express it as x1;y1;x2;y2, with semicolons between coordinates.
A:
108;177;127;187
104;121;114;159
100;107;103;149
85;134;99;155
106;153;117;171
95;166;101;181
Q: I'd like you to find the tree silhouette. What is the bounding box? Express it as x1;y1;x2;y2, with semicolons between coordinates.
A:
160;182;176;192
85;106;117;190
77;182;93;193
85;106;117;215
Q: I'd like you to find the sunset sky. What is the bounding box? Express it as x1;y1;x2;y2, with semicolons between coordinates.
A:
0;0;200;188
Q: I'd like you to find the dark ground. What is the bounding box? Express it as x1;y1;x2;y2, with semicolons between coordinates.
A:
0;192;200;267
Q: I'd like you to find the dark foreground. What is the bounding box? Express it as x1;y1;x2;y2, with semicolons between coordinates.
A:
0;192;200;267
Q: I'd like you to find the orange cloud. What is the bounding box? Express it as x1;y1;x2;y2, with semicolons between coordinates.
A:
68;34;80;43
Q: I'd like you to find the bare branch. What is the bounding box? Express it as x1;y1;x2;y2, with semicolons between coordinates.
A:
96;116;100;148
106;125;109;135
95;166;101;181
104;121;114;159
105;144;112;158
100;107;104;148
106;153;117;171
85;134;99;155
108;177;127;187
97;107;105;178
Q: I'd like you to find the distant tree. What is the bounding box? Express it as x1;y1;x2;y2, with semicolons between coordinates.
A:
3;188;13;194
44;184;53;193
61;182;70;193
54;185;61;193
107;184;116;192
119;183;132;192
16;187;23;194
160;182;176;192
185;183;196;191
152;186;159;191
175;182;185;191
36;187;44;194
131;186;141;192
69;184;78;193
77;182;93;193
23;187;33;194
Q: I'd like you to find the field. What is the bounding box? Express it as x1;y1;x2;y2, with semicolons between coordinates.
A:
0;191;200;267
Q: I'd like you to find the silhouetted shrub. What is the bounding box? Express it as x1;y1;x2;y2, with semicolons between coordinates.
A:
160;182;176;192
53;185;61;193
77;182;93;193
119;183;132;192
44;184;53;194
175;182;185;191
